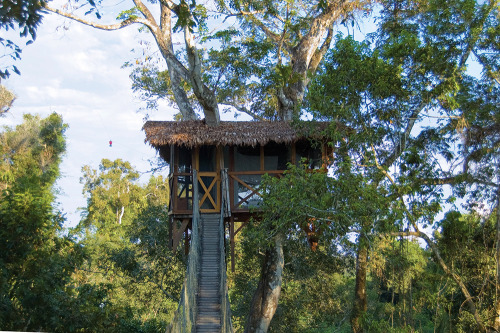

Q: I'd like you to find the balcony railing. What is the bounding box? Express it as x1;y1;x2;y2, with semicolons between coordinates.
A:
170;170;284;215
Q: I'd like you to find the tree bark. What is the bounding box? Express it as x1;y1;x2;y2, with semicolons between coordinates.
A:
351;235;368;333
159;4;196;120
278;1;364;120
184;24;220;125
244;234;284;333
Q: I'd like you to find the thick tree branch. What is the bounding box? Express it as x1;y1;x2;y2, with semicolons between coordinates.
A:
380;231;422;238
238;11;288;52
159;3;196;119
132;0;159;27
382;103;425;169
184;23;219;125
308;26;333;74
473;49;500;85
43;3;151;30
417;174;496;188
458;0;499;69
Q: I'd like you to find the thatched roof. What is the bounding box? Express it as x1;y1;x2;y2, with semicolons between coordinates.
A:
143;120;332;148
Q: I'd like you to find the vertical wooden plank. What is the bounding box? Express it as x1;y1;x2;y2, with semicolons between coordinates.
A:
169;144;174;174
168;216;173;250
230;215;235;272
291;142;296;165
172;175;178;212
193;147;199;211
184;224;189;255
217;146;222;212
191;147;200;171
229;146;235;211
168;174;174;214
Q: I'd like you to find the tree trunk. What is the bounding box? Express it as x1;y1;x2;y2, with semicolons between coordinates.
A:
158;4;197;120
351;236;368;333
277;2;352;121
244;234;284;333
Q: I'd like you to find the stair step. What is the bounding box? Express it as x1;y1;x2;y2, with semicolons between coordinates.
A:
198;296;220;300
197;312;221;322
196;214;224;331
198;296;219;302
201;261;220;265
196;322;221;329
199;278;220;282
198;292;220;298
199;284;220;289
199;281;220;286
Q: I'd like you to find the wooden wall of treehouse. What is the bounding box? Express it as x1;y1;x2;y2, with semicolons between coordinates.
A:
160;140;330;217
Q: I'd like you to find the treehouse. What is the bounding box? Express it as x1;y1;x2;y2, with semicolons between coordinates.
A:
143;120;332;269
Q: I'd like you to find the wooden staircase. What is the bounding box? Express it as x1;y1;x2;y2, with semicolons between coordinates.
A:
196;214;222;332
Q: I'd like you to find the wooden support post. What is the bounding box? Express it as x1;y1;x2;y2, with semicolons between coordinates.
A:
230;215;235;272
168;216;173;250
229;146;235;211
184;226;189;256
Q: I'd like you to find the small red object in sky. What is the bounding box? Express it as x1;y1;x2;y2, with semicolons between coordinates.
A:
109;140;113;147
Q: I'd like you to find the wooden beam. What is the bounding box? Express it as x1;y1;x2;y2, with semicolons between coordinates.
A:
184;227;189;255
230;216;235;272
172;218;190;252
230;174;260;194
217;146;222;212
229;146;235;211
168;215;173;250
235;220;249;236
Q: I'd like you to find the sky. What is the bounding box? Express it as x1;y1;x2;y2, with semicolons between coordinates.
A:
2;9;175;228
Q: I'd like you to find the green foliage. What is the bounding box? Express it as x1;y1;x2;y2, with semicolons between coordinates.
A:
75;159;184;331
229;223;357;333
0;85;16;115
299;0;499;331
0;113;87;331
0;0;44;78
435;211;497;331
117;7;141;21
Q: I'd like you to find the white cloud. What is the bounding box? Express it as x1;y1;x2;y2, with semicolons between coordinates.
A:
2;10;171;228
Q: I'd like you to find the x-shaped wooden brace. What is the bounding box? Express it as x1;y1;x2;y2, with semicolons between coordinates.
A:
198;174;218;208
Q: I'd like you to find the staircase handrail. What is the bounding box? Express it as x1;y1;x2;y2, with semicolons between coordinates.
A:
166;170;200;333
220;169;234;332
